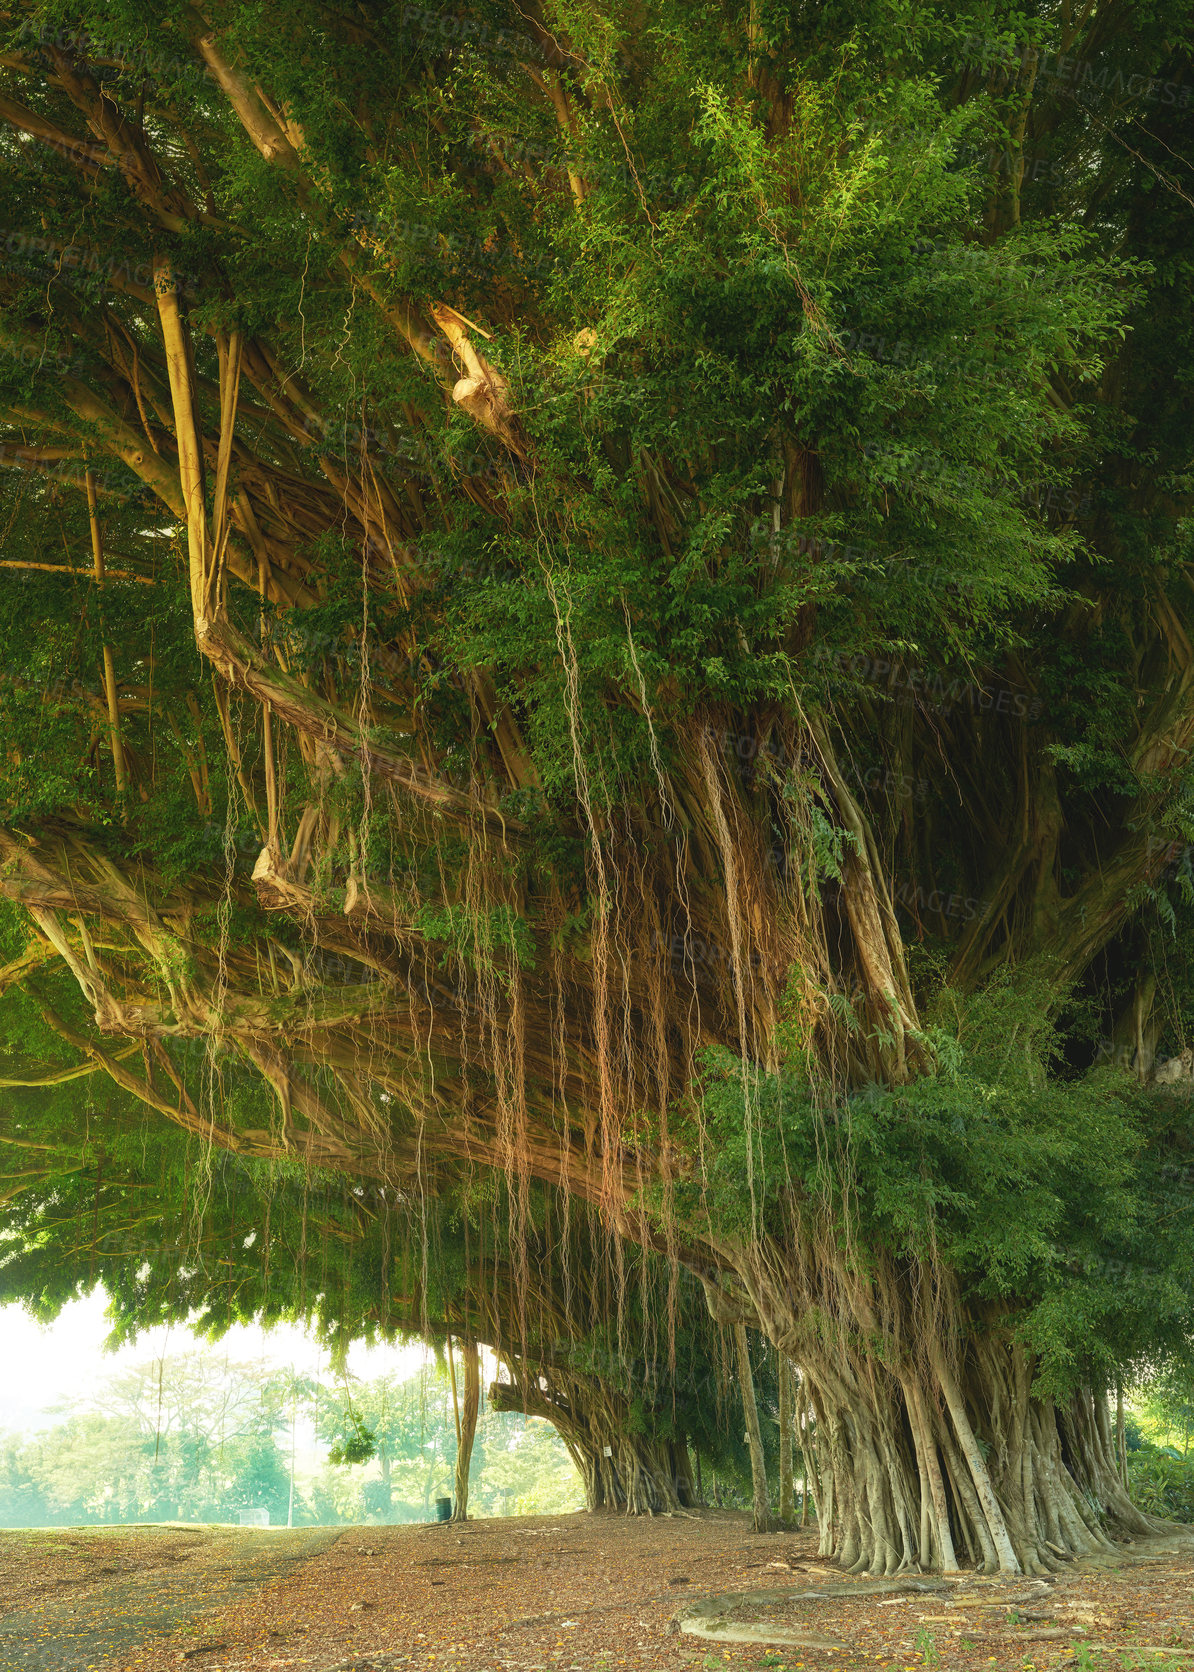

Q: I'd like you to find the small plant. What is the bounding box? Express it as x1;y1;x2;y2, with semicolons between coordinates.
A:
913;1627;941;1667
1126;1446;1194;1520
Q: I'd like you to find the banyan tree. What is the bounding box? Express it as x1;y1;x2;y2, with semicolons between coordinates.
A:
2;0;1194;1574
0;1085;752;1515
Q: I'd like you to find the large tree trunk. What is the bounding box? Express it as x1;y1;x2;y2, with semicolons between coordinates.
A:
758;1287;1160;1574
452;1338;481;1522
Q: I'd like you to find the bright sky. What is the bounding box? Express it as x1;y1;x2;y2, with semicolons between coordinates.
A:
0;1287;430;1438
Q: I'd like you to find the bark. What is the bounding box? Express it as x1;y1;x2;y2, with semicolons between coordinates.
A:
929;1341;1021;1573
488;1370;694;1515
778;1356;795;1522
734;1321;773;1533
901;1372;958;1573
737;1260;1167;1575
452;1337;481;1521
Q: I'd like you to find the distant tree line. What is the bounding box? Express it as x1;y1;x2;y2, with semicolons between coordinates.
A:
0;1352;584;1528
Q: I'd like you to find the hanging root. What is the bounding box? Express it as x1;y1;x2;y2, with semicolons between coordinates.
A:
488;1364;696;1514
713;1242;1167;1576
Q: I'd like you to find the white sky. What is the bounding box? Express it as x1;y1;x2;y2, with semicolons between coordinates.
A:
0;1287;430;1439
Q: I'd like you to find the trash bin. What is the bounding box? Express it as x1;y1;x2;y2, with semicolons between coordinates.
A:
435;1496;452;1522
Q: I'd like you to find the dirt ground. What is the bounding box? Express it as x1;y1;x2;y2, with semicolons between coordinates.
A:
0;1526;338;1671
2;1513;1194;1672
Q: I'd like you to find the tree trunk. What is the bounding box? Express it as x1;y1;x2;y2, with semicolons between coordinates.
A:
488;1371;693;1514
800;1407;809;1528
452;1337;481;1521
753;1304;1162;1574
1116;1381;1128;1487
734;1322;773;1533
778;1356;795;1523
670;1438;698;1508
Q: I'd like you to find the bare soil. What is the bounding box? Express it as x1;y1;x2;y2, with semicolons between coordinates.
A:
0;1526;338;1671
2;1513;1193;1672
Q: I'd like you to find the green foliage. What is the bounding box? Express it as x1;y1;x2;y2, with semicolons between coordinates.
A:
1126;1445;1194;1523
1132;1362;1194;1458
0;0;1151;830
0;0;1191;1482
680;972;1194;1400
413;902;538;972
913;1627;941;1668
327;1429;377;1467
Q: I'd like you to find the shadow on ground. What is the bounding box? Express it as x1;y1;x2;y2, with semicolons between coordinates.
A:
0;1526;340;1671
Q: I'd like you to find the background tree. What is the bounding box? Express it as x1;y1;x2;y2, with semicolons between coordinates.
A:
261;1368;321;1528
0;1347;598;1526
0;1352;295;1525
1133;1363;1194;1460
318;1369;453;1520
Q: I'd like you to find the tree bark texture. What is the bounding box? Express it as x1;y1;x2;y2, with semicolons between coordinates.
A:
452;1337;481;1521
734;1321;773;1534
778;1355;795;1523
489;1370;696;1515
